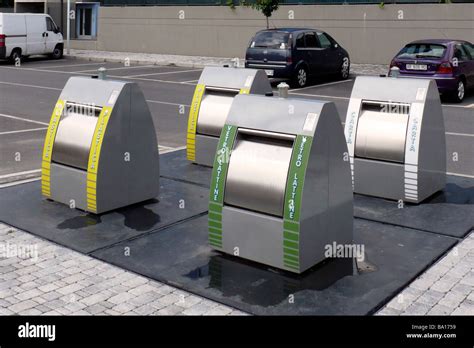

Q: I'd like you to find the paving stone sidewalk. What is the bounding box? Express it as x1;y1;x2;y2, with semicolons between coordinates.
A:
0;223;245;316
378;231;474;316
1;220;472;316
67;49;389;76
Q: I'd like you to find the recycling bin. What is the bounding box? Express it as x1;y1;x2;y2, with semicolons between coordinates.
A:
186;67;272;166
344;76;446;203
41;76;160;214
208;94;353;274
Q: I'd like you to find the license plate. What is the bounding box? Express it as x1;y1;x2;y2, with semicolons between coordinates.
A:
265;69;274;76
406;64;427;71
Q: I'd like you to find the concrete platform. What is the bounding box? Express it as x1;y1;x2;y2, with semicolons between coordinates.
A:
0;178;208;254
91;215;456;315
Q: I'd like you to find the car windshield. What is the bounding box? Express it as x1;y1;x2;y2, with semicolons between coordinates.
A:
396;44;447;59
250;31;290;49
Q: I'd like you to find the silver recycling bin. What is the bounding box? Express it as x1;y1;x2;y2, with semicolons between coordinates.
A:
41;76;160;214
208;94;353;274
344;76;446;203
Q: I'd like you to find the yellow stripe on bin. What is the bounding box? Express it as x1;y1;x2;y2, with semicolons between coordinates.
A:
186;84;205;161
86;106;113;212
41;99;65;198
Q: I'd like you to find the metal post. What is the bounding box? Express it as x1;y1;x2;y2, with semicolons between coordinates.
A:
277;82;289;98
98;67;107;80
390;66;400;78
66;0;70;55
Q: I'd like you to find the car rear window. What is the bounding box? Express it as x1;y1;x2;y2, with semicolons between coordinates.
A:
396;44;447;59
250;31;290;49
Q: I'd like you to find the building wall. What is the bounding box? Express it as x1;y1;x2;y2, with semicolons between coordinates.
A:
68;4;474;64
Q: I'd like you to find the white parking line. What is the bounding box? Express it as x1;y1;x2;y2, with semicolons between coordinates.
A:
447;172;474;179
0;127;47;135
75;65;155;72
126;69;201;78
446;132;474;137
0;66;197;86
0;169;42;179
147;100;190;107
181;79;199;83
0;81;62;91
289;91;350;101
39;62;107;69
291;79;353;92
0;113;49;126
0;177;41;188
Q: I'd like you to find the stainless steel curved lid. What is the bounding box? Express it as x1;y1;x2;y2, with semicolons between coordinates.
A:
52;110;99;170
196;90;237;137
355;104;409;163
224;130;294;217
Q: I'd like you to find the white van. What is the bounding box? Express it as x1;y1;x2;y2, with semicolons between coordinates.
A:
0;13;63;62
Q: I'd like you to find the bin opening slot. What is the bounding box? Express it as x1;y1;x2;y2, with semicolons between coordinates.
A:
64;102;103;118
354;100;411;164
51;102;103;171
196;87;240;137
224;128;295;217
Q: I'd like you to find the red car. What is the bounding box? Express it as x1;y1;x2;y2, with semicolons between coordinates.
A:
389;39;474;102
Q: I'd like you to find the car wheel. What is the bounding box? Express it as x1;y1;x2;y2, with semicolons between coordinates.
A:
9;49;22;65
451;79;465;103
50;45;63;60
292;66;308;88
340;58;350;80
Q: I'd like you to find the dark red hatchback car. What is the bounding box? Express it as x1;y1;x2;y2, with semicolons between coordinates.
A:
389;39;474;102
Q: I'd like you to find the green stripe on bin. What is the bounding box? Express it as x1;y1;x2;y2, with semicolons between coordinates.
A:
208;124;237;249
282;135;313;271
283;230;299;242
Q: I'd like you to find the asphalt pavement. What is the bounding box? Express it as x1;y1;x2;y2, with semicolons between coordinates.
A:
0;56;472;184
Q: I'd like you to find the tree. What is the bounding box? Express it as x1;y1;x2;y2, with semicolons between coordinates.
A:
238;0;280;29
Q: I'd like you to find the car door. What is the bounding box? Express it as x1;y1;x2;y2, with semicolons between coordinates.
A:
453;43;470;83
461;43;474;87
317;32;339;72
25;15;46;55
303;31;324;76
45;16;61;53
293;32;306;66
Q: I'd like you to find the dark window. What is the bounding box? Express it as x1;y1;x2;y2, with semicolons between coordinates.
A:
454;44;469;62
250;31;290;49
46;17;56;32
317;32;332;48
461;43;474;60
396;44;446;59
295;33;304;48
304;32;317;48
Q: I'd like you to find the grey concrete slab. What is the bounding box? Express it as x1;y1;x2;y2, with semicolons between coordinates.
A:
355;175;474;238
0;178;208;254
91;215;456;315
0;131;45;177
160;149;212;187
